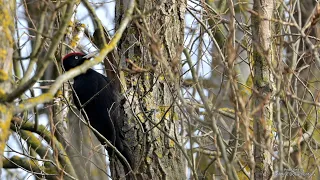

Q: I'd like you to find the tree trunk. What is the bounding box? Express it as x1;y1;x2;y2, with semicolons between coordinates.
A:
113;0;186;179
0;0;15;176
252;0;275;179
65;107;109;180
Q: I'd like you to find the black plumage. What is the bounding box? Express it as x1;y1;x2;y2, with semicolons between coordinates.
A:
62;52;132;172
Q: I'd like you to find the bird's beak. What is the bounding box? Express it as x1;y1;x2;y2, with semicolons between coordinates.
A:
83;51;99;59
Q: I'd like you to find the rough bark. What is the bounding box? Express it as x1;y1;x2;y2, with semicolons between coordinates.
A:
113;0;186;179
252;0;275;179
0;0;15;176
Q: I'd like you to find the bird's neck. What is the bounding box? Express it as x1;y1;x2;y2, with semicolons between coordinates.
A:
74;68;95;80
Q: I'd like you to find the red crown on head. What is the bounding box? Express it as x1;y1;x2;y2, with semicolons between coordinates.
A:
62;52;85;61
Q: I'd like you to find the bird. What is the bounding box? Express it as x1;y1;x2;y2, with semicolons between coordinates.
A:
62;52;133;173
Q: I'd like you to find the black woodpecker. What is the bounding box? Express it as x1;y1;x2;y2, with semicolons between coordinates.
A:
62;52;132;172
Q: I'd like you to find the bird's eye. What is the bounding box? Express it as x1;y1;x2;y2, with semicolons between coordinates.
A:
75;56;78;59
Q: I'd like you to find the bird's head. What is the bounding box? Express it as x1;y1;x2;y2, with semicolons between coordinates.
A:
62;51;99;71
62;52;87;71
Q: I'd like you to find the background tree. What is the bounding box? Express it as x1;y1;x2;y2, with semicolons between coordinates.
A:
2;0;320;179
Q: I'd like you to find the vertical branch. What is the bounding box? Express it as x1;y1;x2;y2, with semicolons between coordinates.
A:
55;17;84;147
252;0;275;179
0;0;15;175
83;0;120;90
